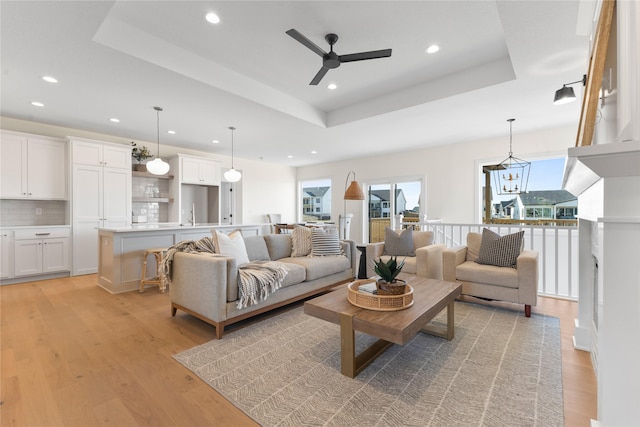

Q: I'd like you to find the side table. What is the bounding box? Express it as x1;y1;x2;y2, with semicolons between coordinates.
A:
356;244;368;279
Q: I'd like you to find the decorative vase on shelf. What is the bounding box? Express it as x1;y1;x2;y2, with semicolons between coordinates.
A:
373;256;407;295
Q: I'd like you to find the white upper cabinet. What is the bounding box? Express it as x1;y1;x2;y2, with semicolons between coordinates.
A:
0;131;67;199
72;139;130;169
180;155;220;185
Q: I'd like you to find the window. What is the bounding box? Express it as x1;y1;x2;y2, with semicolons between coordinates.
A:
300;179;331;222
480;157;577;226
367;180;422;242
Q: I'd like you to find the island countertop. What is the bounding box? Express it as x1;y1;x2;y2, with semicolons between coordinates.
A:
98;223;267;233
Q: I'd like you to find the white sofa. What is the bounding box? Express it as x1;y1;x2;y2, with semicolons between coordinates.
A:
442;231;538;317
170;234;356;338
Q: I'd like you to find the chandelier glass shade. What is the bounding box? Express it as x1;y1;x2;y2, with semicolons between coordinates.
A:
146;106;170;176
223;126;241;182
492;119;530;195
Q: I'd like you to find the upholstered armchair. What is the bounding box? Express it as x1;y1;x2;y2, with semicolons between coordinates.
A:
365;228;445;280
442;230;538;317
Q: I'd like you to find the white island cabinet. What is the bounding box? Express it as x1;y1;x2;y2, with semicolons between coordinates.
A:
97;224;262;293
70;137;131;276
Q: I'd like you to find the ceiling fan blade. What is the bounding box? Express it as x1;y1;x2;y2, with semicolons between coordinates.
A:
286;29;327;58
310;67;329;85
339;49;392;63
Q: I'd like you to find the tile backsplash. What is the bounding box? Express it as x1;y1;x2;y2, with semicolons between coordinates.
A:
0;199;68;226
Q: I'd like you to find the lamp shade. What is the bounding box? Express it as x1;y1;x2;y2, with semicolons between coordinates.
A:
344;180;365;200
553;85;576;105
146;158;170;175
224;168;242;182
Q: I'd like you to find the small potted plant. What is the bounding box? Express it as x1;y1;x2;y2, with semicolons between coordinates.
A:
373;256;407;295
131;141;153;171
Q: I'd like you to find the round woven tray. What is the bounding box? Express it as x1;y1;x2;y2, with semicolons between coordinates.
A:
347;279;414;311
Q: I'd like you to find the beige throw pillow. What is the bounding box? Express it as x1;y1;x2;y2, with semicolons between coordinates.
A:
291;225;312;257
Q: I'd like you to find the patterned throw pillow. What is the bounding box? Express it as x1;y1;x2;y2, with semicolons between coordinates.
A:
310;227;343;256
291;225;312;257
382;227;415;256
213;229;250;265
475;228;524;268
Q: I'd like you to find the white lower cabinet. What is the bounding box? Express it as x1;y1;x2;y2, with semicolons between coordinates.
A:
1;231;14;279
13;228;70;277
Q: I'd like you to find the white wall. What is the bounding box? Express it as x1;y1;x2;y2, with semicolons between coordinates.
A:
297;125;577;244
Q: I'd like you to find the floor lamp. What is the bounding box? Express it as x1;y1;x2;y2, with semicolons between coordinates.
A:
342;171;365;240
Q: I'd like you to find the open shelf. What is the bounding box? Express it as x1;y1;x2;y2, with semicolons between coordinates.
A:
132;197;173;203
132;171;174;180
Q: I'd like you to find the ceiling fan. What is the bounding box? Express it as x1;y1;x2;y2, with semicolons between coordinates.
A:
286;29;392;85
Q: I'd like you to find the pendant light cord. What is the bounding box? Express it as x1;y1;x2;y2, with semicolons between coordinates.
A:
154;106;163;157
229;126;236;169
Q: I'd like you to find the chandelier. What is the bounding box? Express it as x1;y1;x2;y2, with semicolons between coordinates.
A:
492;118;530;195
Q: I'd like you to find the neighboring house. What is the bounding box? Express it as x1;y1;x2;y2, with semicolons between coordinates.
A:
511;190;578;220
368;189;406;218
493;199;517;218
302;186;331;220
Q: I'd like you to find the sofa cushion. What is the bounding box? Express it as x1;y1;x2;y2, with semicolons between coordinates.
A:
264;234;292;260
243;236;270;261
310;227;343;256
383;227;415;256
281;255;350;281
378;255;417;275
291;225;312;257
274;262;306;288
413;231;434;250
475;228;524;268
456;261;519;288
213;229;249;265
466;232;482;262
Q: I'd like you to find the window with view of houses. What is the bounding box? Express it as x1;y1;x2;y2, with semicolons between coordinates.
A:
300;179;331;222
483;158;577;226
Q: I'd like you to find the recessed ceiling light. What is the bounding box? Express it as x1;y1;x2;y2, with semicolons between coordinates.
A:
311;150;318;154
167;130;176;135
31;101;44;107
327;83;337;90
109;118;120;123
426;44;440;54
287;155;293;159
42;76;58;83
212;139;219;144
205;12;220;24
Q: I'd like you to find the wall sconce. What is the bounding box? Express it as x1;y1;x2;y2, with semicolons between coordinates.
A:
553;74;587;105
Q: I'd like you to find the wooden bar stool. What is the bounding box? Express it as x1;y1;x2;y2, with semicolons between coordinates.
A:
139;247;168;293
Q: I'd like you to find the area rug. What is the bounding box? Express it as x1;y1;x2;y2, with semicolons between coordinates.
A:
174;302;563;426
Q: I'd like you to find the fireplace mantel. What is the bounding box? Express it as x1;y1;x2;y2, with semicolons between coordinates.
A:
563;140;640;196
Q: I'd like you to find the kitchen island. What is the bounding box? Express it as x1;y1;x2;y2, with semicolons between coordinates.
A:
97;223;264;293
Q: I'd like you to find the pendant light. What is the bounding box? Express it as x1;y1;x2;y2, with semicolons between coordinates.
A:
492;118;530;195
223;126;241;182
146;106;170;175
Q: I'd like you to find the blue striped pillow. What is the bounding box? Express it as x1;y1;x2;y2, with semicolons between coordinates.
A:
310;227;343;256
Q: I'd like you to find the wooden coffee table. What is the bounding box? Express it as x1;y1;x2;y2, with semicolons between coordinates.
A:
304;275;462;378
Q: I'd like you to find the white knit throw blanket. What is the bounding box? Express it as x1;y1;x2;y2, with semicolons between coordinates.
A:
159;237;289;309
237;261;289;309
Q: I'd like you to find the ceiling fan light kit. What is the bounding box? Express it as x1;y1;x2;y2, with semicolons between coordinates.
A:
286;29;392;85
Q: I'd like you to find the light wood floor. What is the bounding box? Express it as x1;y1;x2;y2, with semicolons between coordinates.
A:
1;275;596;426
